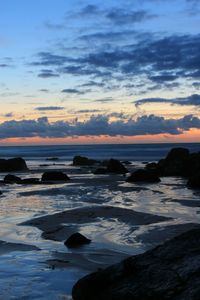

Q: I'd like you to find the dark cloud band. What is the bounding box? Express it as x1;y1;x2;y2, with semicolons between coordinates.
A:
0;114;199;139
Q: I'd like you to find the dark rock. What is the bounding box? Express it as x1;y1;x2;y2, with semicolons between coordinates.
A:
185;152;200;177
145;162;157;170
158;148;190;176
127;169;160;183
106;159;128;174
187;173;200;189
41;171;70;182
46;157;59;161
122;161;132;165
0;157;28;172
146;148;200;177
64;232;91;248
100;160;109;167
93;168;107;175
73;156;98;166
4;174;22;183
20;178;40;185
72;226;200;300
165;147;190;161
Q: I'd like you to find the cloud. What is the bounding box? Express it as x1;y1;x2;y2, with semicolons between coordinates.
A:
35;106;64;111
38;69;59;78
79;4;100;16
73;5;155;25
39;89;49;92
0;114;200;139
75;109;103;113
192;82;200;88
31;34;200;90
106;9;155;25
31;52;69;66
94;97;113;103
148;74;178;83
4;112;13;118
134;94;200;107
44;21;66;30
61;89;86;95
79;30;139;42
79;81;105;88
0;64;10;68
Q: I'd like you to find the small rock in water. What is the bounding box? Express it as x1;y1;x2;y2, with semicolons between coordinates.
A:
4;174;22;183
64;233;91;248
106;159;128;174
126;169;160;183
20;178;40;184
46;157;59;161
73;156;98;166
0;157;28;172
41;171;70;182
93;168;107;175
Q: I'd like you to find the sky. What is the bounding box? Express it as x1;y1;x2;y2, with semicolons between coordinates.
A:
0;0;200;145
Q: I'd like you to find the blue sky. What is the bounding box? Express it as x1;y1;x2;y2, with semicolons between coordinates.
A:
0;0;200;144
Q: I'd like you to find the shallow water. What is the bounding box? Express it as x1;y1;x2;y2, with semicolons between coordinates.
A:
0;154;200;299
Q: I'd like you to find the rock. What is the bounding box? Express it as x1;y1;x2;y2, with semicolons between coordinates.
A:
64;233;91;248
93;168;107;175
20;178;40;184
145;162;157;170
4;174;22;183
0;157;28;172
100;160;109;167
73;156;98;166
46;157;59;161
165;147;190;161
158;148;190;176
146;148;199;177
41;171;70;182
187;173;200;189
72;226;200;300
185;152;200;177
126;169;160;183
122;161;132;165
106;159;128;174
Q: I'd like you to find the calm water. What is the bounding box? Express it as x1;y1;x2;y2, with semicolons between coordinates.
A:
0;143;200;161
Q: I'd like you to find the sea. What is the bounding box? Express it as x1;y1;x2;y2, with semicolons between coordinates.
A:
0;142;200;299
0;142;200;161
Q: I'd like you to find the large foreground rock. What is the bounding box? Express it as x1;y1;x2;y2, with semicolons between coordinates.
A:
72;226;200;300
0;157;28;172
4;174;22;183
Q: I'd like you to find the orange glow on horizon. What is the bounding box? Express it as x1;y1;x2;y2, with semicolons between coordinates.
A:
0;128;199;146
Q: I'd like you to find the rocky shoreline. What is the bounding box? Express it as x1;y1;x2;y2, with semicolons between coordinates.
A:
0;147;200;299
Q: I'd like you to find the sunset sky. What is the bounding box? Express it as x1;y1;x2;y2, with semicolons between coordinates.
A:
0;0;200;144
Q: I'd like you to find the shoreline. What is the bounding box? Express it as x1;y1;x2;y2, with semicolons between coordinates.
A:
0;146;200;298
